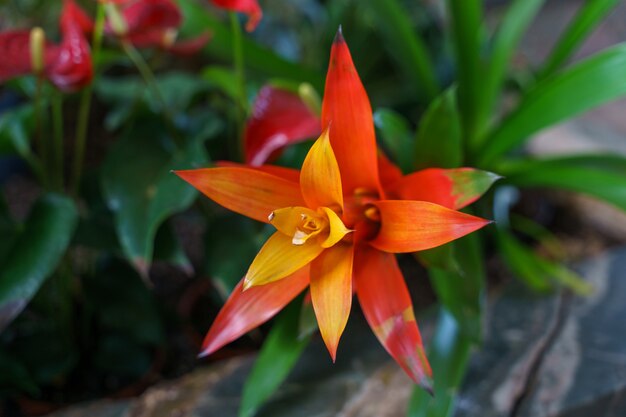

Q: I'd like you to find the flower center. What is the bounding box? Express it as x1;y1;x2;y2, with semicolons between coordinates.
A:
269;206;351;248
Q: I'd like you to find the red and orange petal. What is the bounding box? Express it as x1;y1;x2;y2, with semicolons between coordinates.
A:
211;0;262;32
310;243;354;361
354;245;432;390
300;129;344;211
322;28;380;196
216;160;301;183
200;268;309;357
175;167;304;224
165;32;211;55
389;168;501;210
370;200;491;253
123;0;181;36
245;85;320;166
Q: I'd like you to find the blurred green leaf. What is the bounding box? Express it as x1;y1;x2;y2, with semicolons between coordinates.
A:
479;44;626;166
154;220;194;275
240;299;310;417
0;195;17;263
408;309;472;417
0;104;33;156
445;0;484;142
0;194;77;332
367;0;439;100
203;66;240;103
84;258;164;346
496;228;592;294
415;88;462;169
475;0;545;139
374;108;414;173
500;155;626;212
540;0;621;78
101;118;210;275
0;350;38;396
178;0;324;91
204;214;265;299
427;233;485;342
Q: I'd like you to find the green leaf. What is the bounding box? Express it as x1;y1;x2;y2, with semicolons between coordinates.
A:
367;0;439;100
407;309;472;417
475;0;545;139
500;155;626;212
445;0;484;142
0;194;77;332
204;214;265;299
153;220;194;275
374;108;414;173
239;299;310;417
427;233;485;342
496;228;592;294
415;88;462;169
84;258;165;347
178;0;324;91
101;118;210;275
479;44;626;166
0;350;38;396
203;66;240;103
540;0;621;78
0;104;34;156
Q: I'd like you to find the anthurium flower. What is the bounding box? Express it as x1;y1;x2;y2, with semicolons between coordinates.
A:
104;0;210;54
176;29;495;391
211;0;262;32
245;85;321;166
0;0;93;92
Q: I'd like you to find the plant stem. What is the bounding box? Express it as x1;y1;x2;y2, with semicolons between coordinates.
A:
33;77;49;189
230;12;246;161
72;3;105;196
121;41;183;147
52;92;64;190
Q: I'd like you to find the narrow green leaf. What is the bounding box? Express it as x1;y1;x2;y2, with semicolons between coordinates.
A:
367;0;439;100
203;66;240;103
496;229;592;294
445;0;484;142
239;299;311;417
475;0;545;139
479;44;626;166
178;0;324;91
541;0;621;78
407;309;472;417
0;194;77;332
500;155;626;212
101;118;210;275
427;233;485;342
374;108;414;173
415;88;462;169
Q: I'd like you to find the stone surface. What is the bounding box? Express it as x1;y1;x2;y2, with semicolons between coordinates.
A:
454;247;626;417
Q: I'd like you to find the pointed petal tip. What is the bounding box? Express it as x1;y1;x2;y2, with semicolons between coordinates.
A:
334;25;345;44
420;377;435;397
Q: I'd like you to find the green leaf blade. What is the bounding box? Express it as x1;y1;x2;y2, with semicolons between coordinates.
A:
0;193;78;332
480;44;626;166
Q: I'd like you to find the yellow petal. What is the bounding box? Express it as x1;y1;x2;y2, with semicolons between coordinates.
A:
319;207;351;248
300;128;344;211
269;206;327;245
244;232;324;289
310;243;354;361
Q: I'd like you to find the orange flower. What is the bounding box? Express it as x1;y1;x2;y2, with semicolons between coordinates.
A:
176;29;494;391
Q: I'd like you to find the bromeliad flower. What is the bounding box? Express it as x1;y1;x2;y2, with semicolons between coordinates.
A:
210;0;262;32
176;29;495;391
0;0;93;92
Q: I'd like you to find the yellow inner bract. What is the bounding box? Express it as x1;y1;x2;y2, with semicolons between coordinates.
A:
269;206;351;248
